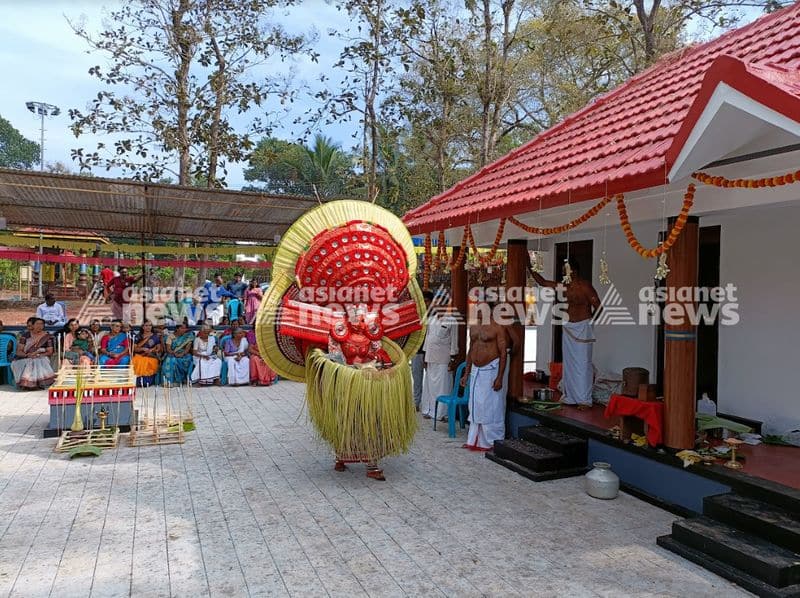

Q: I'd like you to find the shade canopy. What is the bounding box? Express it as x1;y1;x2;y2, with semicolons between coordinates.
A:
0;168;321;242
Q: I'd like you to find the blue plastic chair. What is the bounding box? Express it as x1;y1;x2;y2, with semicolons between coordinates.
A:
434;361;471;438
0;333;17;386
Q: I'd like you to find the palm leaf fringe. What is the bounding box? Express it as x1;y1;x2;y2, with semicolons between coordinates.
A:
305;338;417;461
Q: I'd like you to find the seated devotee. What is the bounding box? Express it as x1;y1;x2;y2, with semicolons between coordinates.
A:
99;320;131;366
226;295;244;323
190;325;222;386
36;294;66;327
59;318;81;357
88;319;106;360
12;318;56;389
244;279;263;325
132;320;162;386
63;327;94;368
246;328;276;386
161;323;195;385
461;303;508;451
186;295;204;327
222;328;250;386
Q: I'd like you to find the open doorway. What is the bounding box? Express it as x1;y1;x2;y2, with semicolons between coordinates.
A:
655;225;720;401
552;240;593;362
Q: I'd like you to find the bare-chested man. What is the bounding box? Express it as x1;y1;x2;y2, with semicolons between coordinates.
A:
528;255;601;410
461;304;508;450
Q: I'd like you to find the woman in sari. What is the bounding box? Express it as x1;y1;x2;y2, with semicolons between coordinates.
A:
89;319;107;362
132;320;162;386
12;318;56;389
246;328;276;386
162;324;195;385
190;325;221;385
244;280;263;325
99;320;131;366
223;328;250;386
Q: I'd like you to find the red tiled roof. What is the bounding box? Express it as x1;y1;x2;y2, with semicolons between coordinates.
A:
404;3;800;233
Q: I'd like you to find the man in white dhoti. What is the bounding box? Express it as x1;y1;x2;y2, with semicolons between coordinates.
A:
191;325;222;385
222;328;250;386
420;294;459;421
462;307;508;450
529;256;601;410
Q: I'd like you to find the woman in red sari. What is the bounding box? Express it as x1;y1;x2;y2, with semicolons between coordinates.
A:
246;328;276;386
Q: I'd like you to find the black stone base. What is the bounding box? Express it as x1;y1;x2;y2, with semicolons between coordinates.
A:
657;535;800;598
486;450;588;482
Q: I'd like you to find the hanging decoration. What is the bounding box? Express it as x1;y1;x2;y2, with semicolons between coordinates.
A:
422;232;432;291
528;250;544;273
562;259;572;285
436;230;447;271
654;253;671;280
692;169;800;188
508;194;615;236
449;225;470;271
599;255;611;285
617;184;695;258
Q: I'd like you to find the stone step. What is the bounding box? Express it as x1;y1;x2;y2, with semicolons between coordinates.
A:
491;439;569;473
485;450;588;483
657;535;800;598
705;494;800;553
519;425;587;463
671;516;800;588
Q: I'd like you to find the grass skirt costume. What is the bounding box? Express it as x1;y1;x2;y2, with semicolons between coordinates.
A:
256;201;426;479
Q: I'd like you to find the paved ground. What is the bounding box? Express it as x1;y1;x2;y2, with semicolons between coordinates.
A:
0;381;750;597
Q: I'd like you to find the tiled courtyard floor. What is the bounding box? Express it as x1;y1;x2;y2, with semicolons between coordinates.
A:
0;382;749;597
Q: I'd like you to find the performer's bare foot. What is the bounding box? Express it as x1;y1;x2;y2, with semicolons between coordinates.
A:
334;460;347;472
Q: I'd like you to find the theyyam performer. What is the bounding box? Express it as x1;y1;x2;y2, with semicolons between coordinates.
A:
256;200;427;480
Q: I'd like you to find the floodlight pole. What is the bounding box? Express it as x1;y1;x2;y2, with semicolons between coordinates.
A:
25;101;61;171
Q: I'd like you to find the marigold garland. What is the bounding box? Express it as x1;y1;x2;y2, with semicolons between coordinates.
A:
436;230;447;271
693;169;800;188
617;184;695;258
422;232;432;291
449;225;470;271
508;194;615;236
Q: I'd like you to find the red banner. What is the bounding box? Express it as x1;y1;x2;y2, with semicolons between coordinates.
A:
0;250;272;270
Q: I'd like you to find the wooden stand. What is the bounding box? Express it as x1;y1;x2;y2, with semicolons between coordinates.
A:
55;428;120;452
128;384;190;446
663;216;699;449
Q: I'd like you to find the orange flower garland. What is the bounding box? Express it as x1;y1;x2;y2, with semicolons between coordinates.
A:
507;194;615;235
436;230;447;270
449;225;470;271
617;184;695;258
693;169;800;188
422;232;432;291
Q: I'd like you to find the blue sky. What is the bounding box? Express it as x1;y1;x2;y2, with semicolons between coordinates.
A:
0;0;355;188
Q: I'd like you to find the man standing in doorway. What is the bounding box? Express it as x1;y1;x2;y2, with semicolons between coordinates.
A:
461;303;508;450
420;291;459;421
528;255;601;410
107;267;143;324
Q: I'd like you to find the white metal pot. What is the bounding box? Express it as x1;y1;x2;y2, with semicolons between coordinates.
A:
585;462;620;500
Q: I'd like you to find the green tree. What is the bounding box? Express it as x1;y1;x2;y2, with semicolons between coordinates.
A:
245;135;353;197
0;115;40;169
69;0;314;186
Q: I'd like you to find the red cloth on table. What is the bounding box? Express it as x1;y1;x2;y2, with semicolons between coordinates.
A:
604;394;664;447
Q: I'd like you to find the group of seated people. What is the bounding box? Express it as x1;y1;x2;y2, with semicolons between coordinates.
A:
7;315;277;390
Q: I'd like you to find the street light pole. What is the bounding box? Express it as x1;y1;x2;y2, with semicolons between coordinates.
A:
25;101;60;171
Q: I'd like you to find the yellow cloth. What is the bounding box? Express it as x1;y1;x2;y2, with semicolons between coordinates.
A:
132;354;160;377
